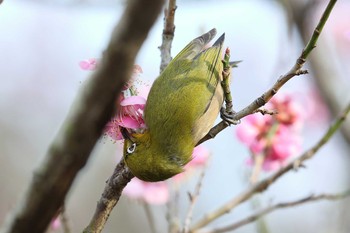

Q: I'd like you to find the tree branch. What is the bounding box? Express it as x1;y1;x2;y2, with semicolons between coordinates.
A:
191;102;350;231
285;0;350;143
205;190;350;233
0;1;164;233
197;0;337;145
83;160;134;233
159;0;177;73
183;169;206;233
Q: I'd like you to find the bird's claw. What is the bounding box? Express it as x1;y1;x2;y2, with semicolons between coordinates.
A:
220;107;240;125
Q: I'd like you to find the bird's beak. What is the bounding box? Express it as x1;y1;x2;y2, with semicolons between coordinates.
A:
120;127;133;142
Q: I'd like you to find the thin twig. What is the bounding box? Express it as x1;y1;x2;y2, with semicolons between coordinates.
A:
183;169;206;233
249;154;269;233
143;203;158;233
286;0;350;143
197;0;337;145
253;108;278;116
249;198;269;233
191;102;350;231
159;0;177;73
167;189;181;233
204;190;350;233
249;153;264;185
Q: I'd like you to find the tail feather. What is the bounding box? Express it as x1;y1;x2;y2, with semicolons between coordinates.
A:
173;28;217;61
212;33;225;47
195;28;217;47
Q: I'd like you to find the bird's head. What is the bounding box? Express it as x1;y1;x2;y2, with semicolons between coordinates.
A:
121;128;184;182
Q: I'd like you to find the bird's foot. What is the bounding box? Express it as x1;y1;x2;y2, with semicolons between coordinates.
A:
220;107;240;126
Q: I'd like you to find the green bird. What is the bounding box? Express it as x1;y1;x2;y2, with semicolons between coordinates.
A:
122;28;229;182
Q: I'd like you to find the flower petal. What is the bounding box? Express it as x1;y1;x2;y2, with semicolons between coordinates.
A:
118;116;142;129
143;182;169;205
120;96;146;106
188;145;210;167
79;58;98;70
124;178;169;205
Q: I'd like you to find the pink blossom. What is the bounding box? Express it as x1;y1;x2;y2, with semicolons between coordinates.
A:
236;94;303;171
270;125;301;159
101;65;149;141
104;96;146;140
117;96;146;129
263;126;301;171
236;115;272;150
268;95;302;126
85;64;148;139
120;96;146;107
123;178;169;205
188;145;210;167
79;58;98;70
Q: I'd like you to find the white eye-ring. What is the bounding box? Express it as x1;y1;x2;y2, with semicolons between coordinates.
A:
127;143;136;154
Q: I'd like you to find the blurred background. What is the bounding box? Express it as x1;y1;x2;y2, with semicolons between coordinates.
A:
1;0;350;232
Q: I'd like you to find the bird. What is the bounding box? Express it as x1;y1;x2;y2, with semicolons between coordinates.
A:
122;28;229;182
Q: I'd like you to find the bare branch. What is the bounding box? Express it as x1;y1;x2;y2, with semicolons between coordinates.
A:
143;203;158;233
159;0;177;73
205;191;350;233
249;153;264;185
191;102;350;231
197;0;338;145
286;0;350;143
0;1;164;233
252;108;278;116
83;160;134;233
167;189;181;233
183;169;206;233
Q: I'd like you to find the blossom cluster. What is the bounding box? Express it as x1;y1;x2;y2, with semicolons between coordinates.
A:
80;59;148;140
236;95;303;171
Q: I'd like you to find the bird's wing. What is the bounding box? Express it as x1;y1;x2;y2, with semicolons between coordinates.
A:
188;33;226;143
144;29;225;147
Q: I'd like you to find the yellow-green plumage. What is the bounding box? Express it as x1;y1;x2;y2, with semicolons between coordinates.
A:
123;28;226;181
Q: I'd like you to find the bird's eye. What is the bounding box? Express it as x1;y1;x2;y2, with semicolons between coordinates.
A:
127;143;136;154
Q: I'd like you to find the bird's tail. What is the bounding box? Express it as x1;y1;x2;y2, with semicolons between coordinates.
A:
173;28;219;61
212;32;225;47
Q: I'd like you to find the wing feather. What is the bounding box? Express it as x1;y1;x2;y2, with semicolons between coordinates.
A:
145;28;226;148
